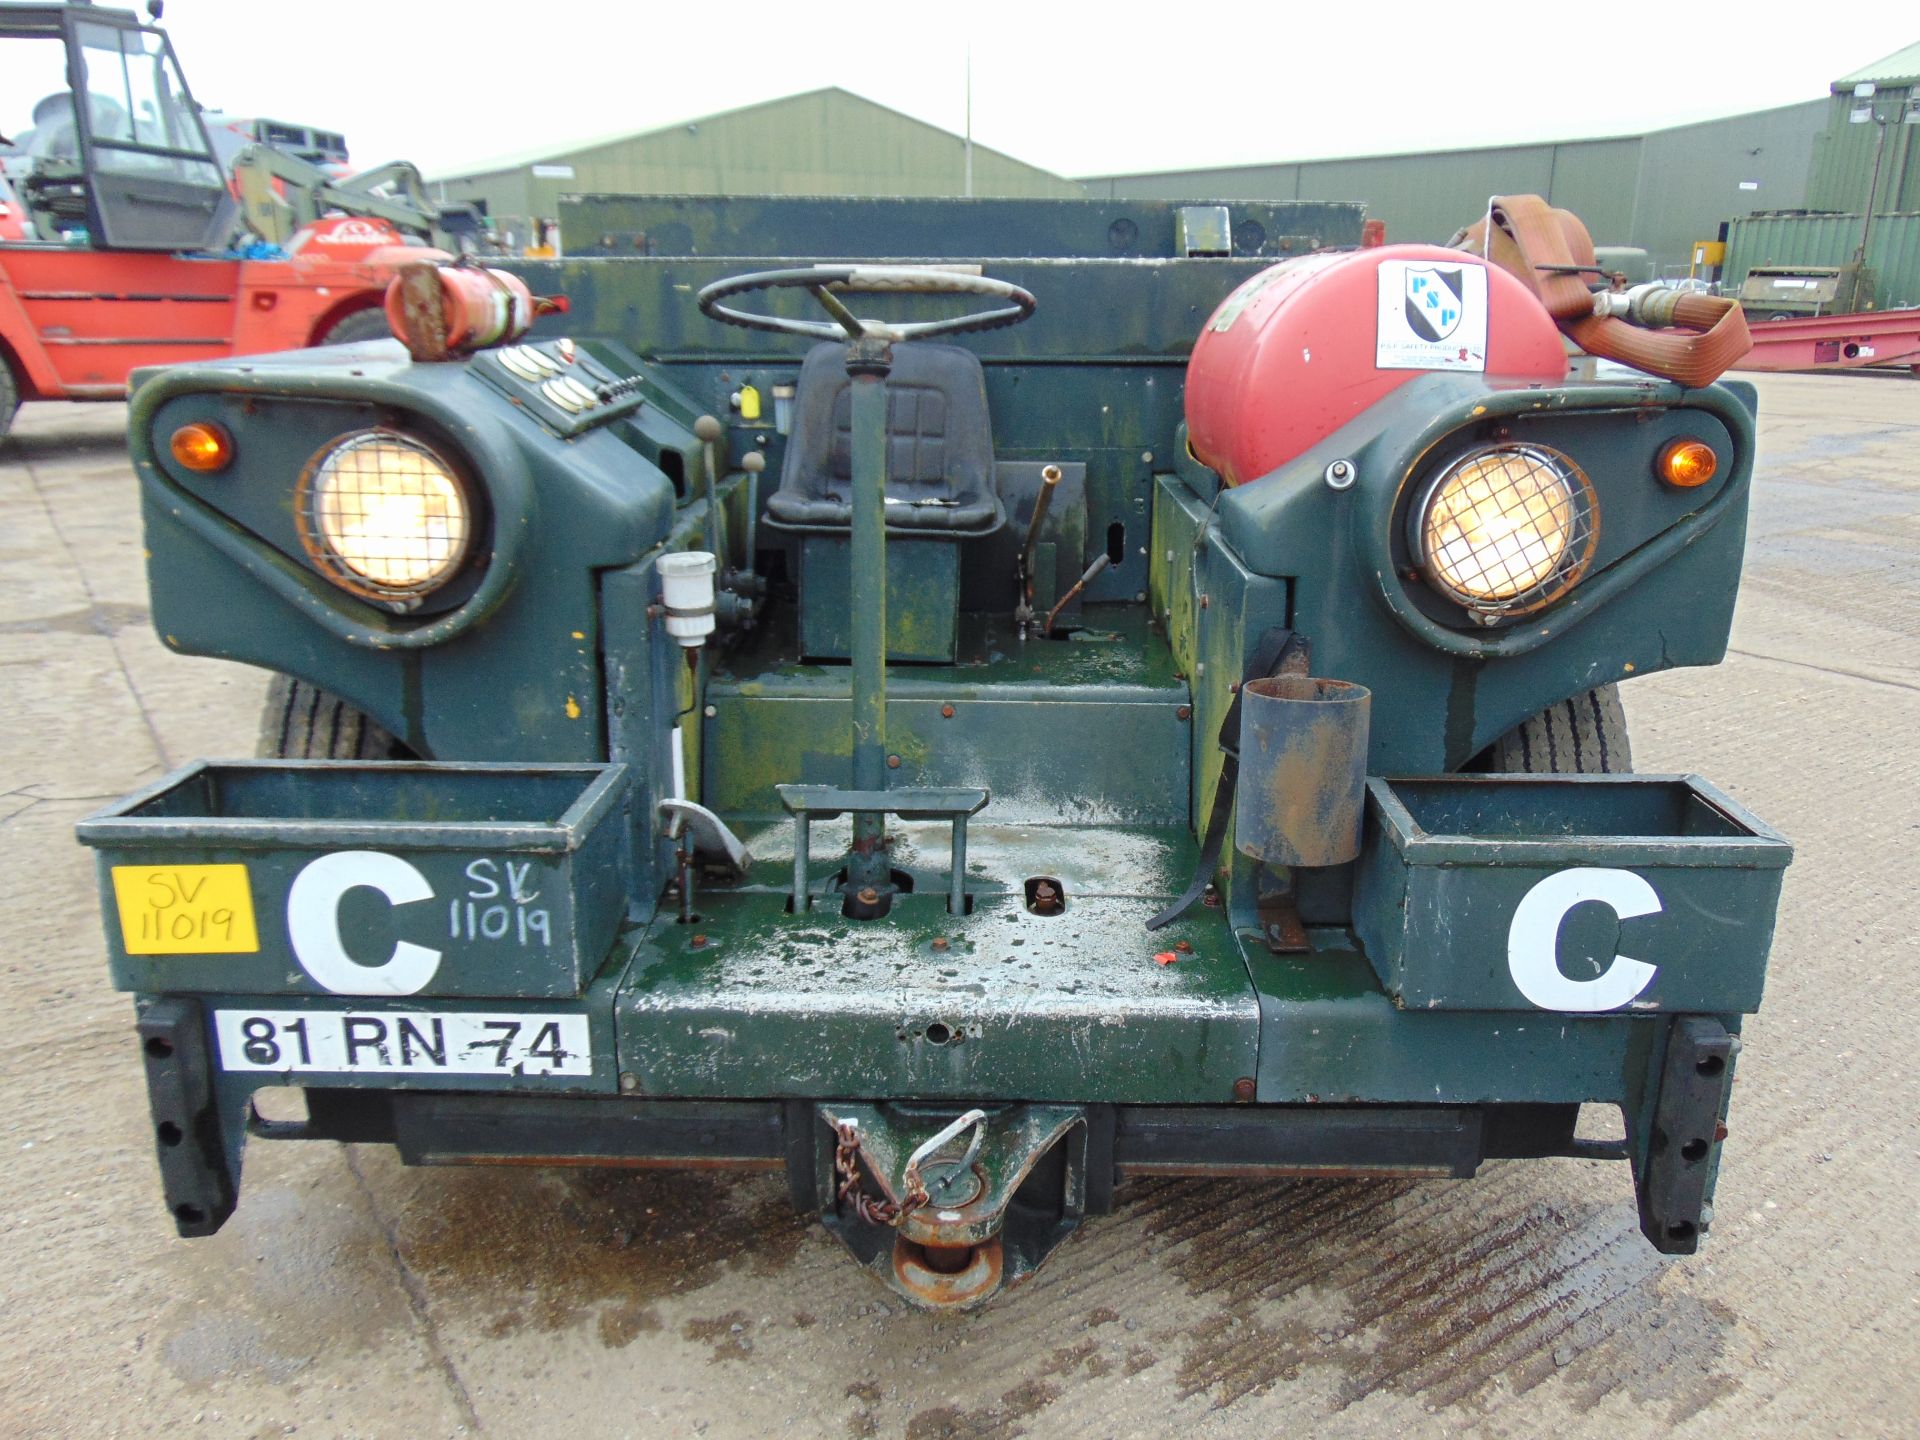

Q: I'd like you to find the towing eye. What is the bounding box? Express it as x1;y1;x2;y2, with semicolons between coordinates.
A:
833;1109;987;1228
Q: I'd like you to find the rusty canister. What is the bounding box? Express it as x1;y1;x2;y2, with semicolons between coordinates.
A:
1234;676;1372;867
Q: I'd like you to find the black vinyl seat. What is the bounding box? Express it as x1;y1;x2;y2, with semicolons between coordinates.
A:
764;340;1003;535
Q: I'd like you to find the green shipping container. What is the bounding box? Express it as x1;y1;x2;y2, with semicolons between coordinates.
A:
1724;210;1920;311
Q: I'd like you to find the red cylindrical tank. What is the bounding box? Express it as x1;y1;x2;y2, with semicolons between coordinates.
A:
1185;244;1569;486
383;261;537;361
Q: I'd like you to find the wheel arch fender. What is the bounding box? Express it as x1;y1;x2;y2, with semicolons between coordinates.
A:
306;292;392;347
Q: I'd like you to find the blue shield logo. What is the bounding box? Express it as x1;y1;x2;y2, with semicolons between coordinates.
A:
1404;266;1465;343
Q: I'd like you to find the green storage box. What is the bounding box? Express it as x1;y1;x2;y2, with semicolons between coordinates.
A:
77;761;629;1000
1352;775;1791;1014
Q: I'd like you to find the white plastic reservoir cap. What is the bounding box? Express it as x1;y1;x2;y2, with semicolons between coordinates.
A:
658;550;717;648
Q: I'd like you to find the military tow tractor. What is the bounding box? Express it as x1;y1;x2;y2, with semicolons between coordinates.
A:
78;194;1792;1312
0;1;477;436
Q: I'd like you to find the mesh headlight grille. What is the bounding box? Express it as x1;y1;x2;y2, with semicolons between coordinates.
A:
1416;444;1597;617
296;431;472;602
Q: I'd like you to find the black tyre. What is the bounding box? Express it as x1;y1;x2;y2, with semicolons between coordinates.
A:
0;356;18;438
317;308;392;346
259;674;412;760
1479;684;1632;774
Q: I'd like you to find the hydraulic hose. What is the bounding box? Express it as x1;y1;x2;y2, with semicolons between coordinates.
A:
1451;195;1751;388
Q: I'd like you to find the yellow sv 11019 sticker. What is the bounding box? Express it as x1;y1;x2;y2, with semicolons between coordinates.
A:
111;864;260;955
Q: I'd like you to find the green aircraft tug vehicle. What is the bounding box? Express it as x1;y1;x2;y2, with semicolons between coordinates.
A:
77;193;1791;1310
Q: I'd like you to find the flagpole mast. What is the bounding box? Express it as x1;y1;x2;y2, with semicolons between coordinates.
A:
964;49;974;198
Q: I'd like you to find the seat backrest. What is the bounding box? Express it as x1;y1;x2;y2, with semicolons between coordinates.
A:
766;340;1002;535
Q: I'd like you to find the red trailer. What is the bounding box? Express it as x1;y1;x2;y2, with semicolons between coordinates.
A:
1730;309;1920;374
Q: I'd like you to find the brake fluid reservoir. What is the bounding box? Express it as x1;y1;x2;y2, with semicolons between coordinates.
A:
1185;244;1568;486
658;551;717;647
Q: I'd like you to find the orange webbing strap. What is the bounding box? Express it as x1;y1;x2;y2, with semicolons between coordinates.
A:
1455;195;1751;389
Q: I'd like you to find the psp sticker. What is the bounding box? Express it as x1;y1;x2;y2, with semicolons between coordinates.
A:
1376;260;1488;372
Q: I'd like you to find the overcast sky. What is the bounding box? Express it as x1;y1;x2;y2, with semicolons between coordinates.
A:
93;2;1920;178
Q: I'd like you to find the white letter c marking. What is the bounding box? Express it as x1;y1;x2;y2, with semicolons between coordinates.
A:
1507;867;1660;1012
287;850;441;995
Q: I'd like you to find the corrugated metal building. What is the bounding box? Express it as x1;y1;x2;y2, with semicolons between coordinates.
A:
1805;42;1920;214
1635;105;1832;268
1083;102;1826;277
430;88;1083;249
1714;42;1920;310
1089;135;1637;252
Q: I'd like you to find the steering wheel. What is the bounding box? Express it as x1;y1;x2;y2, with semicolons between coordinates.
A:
696;264;1035;343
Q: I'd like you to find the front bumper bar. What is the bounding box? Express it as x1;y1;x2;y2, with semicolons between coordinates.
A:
137;1001;1739;1307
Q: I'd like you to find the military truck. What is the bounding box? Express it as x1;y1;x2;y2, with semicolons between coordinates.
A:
76;193;1790;1311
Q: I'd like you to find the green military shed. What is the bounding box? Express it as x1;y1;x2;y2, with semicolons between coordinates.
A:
1082;101;1827;280
429;87;1084;251
1805;41;1920;215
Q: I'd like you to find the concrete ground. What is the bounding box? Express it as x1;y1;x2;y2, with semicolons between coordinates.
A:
0;374;1914;1439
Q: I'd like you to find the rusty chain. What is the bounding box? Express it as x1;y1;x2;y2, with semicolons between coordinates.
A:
833;1119;928;1228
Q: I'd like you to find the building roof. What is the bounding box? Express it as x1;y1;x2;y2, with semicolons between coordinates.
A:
1083;129;1640;184
1078;101;1817;184
430;86;1068;187
1835;41;1920;90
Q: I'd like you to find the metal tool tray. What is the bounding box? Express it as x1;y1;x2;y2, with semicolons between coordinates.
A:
77;761;629;999
1352;775;1791;1014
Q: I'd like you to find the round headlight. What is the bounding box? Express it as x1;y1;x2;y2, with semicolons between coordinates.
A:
1415;444;1597;617
297;431;472;601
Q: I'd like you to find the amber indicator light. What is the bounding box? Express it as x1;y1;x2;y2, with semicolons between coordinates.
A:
1658;439;1717;488
170;422;234;473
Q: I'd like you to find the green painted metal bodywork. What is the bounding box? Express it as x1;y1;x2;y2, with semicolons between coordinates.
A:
705;608;1191;823
799;536;960;663
561;194;1364;261
79;761;629;1000
1353;776;1791;1013
616;875;1255;1103
133;348;694;763
94;196;1793;1275
1245;937;1658;1103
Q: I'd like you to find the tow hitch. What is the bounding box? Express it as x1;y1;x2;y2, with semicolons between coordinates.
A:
819;1104;1091;1310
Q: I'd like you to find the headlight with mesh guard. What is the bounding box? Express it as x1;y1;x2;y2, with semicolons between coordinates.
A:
1413;444;1597;620
295;431;473;604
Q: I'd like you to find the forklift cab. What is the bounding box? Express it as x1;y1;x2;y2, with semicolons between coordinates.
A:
0;2;231;250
